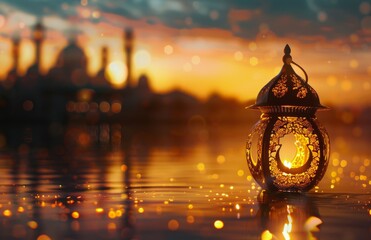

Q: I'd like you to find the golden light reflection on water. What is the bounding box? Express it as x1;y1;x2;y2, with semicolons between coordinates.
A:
282;205;293;240
0;124;369;239
257;191;324;240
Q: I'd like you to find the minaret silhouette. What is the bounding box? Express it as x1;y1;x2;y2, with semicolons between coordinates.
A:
32;21;45;72
94;46;110;87
12;34;21;75
124;28;133;89
101;46;108;71
4;33;21;89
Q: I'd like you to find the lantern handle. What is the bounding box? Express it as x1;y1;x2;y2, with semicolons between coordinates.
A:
283;45;309;84
291;61;309;84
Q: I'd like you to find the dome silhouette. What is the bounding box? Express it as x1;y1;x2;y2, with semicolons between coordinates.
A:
48;40;89;87
56;41;87;70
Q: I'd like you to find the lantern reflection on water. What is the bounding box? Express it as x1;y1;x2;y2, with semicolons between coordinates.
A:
258;191;322;240
246;45;330;192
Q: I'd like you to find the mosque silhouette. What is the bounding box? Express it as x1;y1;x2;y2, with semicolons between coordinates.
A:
0;22;161;124
0;22;254;126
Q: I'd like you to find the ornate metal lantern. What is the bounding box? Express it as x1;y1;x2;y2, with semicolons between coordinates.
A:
246;45;330;192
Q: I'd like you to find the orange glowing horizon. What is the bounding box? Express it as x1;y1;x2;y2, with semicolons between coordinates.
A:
0;12;370;107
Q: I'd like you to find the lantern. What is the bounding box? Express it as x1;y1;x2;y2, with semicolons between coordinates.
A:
246;45;330;192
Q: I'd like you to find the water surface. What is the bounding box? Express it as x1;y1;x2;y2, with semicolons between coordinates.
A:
0;123;370;240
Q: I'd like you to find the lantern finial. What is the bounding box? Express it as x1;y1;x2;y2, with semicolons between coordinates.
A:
283;44;292;64
284;44;291;55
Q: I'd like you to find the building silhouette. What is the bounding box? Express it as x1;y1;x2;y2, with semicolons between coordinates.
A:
93;46;111;89
124;28;134;89
0;21;253;126
0;22;153;124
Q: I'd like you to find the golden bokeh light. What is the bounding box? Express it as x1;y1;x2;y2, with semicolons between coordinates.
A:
164;45;174;55
332;158;339;167
96;208;104;213
191;55;201;65
168;219;180;231
237;169;244;177
261;230;273;240
216;155;226;164
115;210;123;217
37;235;51;240
134;49;151;69
249;57;258;66
99;101;110;113
27;221;38;229
364;159;370;167
248;42;257;51
111;101;122;113
214;220;224;229
120;164;127;172
17;206;25;213
71;211;80;219
234;51;243;61
197;163;205;171
108;210;116;219
340;160;348;168
3;209;12;217
105;61;128;87
186;215;195;224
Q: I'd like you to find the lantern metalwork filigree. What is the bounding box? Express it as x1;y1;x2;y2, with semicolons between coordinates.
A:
246;45;330;192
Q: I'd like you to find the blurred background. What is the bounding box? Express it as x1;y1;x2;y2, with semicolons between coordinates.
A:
0;0;370;239
0;0;370;121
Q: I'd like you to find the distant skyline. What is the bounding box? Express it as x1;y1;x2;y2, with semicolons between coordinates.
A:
0;0;370;106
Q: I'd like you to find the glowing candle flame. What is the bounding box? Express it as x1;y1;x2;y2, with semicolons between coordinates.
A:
281;133;310;169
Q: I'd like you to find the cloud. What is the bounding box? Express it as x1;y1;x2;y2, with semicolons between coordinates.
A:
0;0;369;45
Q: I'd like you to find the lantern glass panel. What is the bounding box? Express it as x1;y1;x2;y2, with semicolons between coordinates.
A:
269;117;322;188
279;132;310;169
249;129;261;166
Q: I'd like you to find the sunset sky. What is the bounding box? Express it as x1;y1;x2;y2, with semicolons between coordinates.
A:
0;0;370;106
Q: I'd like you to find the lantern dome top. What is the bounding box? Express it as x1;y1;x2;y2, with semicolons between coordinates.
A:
248;44;327;114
